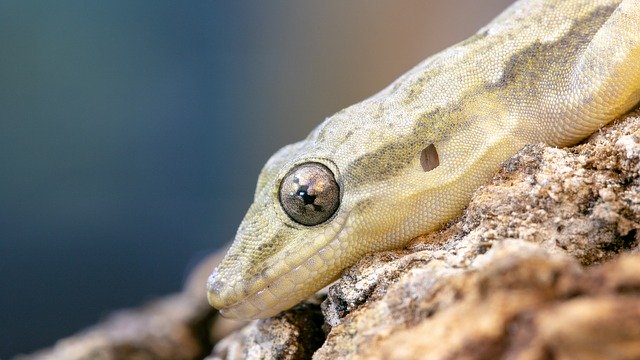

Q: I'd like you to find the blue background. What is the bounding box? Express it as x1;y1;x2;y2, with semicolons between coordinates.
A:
0;1;510;357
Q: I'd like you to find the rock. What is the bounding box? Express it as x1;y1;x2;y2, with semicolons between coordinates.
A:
318;245;640;359
208;298;325;360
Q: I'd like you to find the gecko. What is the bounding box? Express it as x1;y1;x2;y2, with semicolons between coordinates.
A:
207;0;640;320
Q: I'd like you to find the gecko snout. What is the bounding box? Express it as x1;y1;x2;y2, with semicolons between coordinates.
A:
206;268;228;310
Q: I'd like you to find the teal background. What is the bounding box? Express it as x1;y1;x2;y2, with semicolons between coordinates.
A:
0;1;511;357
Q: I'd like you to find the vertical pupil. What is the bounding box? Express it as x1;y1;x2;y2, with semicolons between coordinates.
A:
296;185;317;206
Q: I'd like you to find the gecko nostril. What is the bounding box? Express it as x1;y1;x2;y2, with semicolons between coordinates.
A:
206;269;224;293
207;281;222;294
206;268;229;310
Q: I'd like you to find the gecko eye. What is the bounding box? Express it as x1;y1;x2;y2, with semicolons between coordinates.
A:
279;162;340;226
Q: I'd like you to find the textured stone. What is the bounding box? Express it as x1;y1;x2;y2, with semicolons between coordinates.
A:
208;300;325;360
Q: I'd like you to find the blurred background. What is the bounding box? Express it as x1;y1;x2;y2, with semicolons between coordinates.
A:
0;0;512;357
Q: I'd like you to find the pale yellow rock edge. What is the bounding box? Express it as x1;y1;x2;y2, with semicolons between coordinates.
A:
208;0;640;319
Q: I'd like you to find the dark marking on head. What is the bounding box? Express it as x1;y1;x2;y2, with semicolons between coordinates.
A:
486;5;617;94
346;140;420;183
344;103;464;185
246;231;290;278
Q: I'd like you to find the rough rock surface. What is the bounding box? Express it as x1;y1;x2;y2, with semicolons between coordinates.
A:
207;298;325;360
20;111;640;360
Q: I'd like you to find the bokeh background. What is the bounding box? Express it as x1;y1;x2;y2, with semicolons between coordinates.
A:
0;1;512;357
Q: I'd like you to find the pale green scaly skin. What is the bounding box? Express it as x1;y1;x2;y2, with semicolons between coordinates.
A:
208;0;640;320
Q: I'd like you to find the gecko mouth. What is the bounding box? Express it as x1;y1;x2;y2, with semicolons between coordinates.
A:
207;219;349;320
207;264;317;319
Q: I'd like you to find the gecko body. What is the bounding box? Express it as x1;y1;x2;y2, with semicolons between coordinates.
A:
208;0;640;320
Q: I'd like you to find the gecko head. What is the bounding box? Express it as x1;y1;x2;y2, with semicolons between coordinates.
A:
206;146;348;319
207;99;449;320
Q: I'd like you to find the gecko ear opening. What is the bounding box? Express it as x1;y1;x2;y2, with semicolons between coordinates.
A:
420;144;439;172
